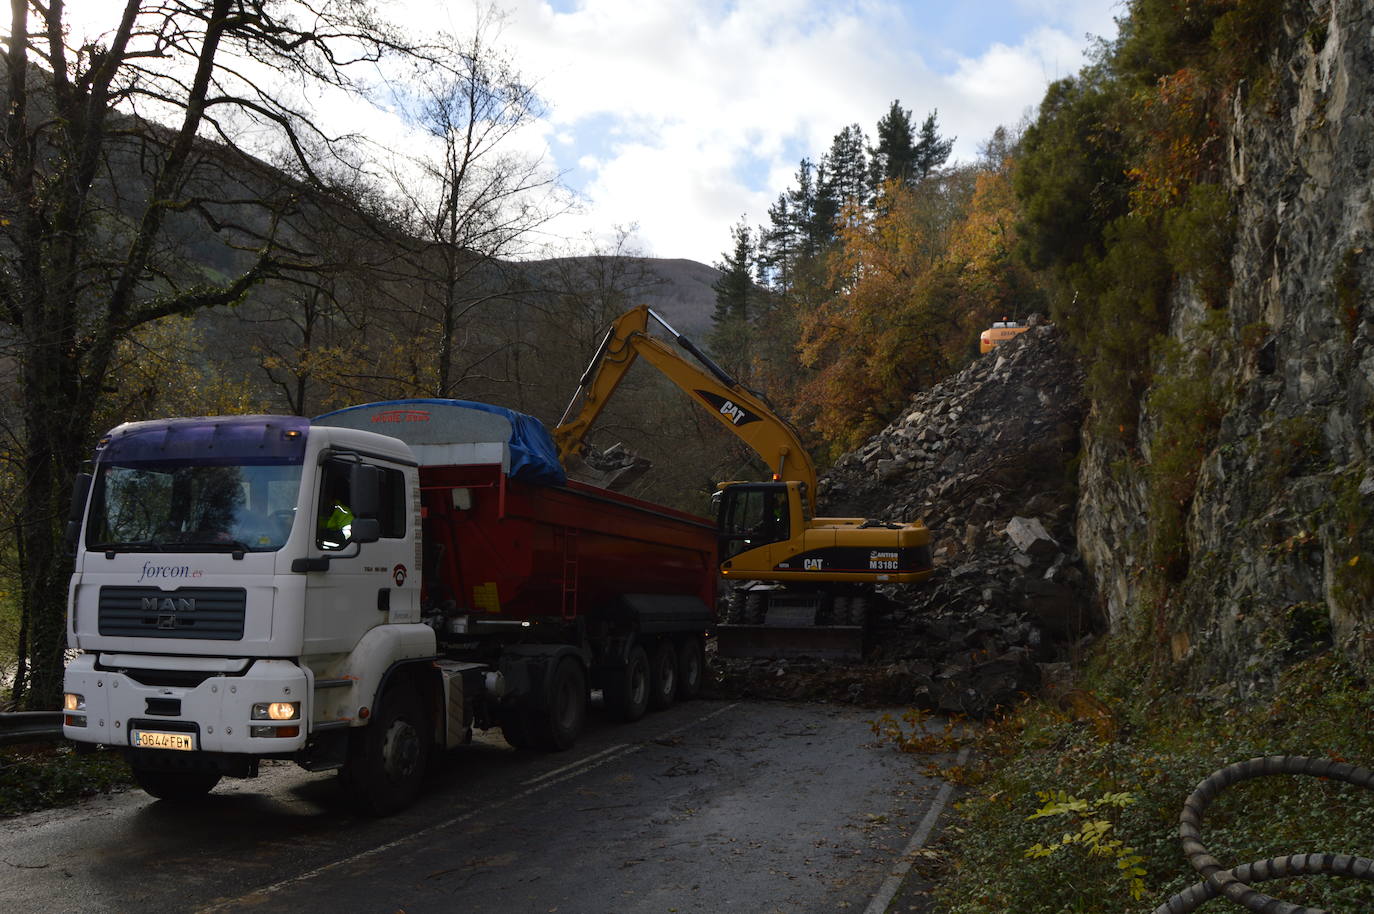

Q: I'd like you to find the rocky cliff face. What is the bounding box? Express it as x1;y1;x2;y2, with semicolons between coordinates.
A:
1077;0;1374;692
716;2;1374;709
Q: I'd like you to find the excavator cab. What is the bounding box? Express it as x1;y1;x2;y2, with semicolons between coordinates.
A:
716;481;800;561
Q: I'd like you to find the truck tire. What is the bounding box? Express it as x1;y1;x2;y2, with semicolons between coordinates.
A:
648;639;678;710
500;709;536;750
131;767;221;802
675;636;704;700
346;682;430;817
533;657;587;751
604;644;650;723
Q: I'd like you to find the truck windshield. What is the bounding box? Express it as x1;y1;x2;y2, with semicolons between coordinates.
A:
86;461;304;553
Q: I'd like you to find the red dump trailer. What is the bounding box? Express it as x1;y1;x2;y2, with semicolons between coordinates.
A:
314;400;718;765
419;463;717;623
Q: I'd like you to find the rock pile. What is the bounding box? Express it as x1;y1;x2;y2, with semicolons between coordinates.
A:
711;322;1096;716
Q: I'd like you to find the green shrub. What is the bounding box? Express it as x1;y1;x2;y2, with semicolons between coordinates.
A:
924;651;1374;913
0;743;132;816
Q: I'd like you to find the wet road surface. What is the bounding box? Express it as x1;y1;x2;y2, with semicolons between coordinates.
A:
0;699;961;913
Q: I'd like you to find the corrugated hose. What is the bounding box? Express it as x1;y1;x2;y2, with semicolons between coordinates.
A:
1153;756;1374;913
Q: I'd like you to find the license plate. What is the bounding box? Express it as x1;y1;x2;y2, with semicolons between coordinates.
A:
132;729;196;751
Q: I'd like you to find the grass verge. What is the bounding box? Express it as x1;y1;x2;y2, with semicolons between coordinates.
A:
0;742;132;816
874;647;1374;913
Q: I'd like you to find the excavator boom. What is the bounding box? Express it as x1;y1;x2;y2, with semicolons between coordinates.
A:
555;304;934;661
554;304;817;495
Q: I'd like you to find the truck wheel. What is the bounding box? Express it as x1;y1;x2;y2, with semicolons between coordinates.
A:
534;657;587;751
500;709;536;750
648;640;677;710
676;636;704;700
346;683;430;817
131;767;221;802
604;644;650;723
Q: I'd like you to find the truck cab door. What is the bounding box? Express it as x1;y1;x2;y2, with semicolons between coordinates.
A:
301;458;419;655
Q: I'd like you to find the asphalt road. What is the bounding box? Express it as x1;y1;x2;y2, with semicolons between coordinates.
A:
0;699;963;914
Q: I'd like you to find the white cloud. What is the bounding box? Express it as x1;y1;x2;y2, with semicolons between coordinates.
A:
53;0;1120;264
477;0;1120;263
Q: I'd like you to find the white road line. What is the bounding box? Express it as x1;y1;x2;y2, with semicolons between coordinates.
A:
196;701;739;913
521;742;631;787
864;745;973;914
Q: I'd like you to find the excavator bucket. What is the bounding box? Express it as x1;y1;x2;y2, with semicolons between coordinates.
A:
715;591;869;660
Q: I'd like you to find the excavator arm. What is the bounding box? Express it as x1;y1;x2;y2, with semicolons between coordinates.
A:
553;304;818;495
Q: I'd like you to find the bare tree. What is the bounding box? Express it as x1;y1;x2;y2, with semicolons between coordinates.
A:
0;0;444;708
378;5;567;399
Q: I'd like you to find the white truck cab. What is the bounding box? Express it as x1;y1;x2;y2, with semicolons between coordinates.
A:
62;415;434;811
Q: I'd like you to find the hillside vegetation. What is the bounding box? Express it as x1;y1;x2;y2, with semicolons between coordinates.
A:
702;0;1374;909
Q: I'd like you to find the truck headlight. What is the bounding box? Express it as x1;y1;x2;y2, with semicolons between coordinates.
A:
64;692;85;712
251;701;300;721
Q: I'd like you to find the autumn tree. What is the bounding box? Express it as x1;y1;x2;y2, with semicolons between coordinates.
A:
796;146;1031;452
942;139;1044;350
0;0;447;708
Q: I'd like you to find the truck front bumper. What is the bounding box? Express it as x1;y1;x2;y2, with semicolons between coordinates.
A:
62;654;309;755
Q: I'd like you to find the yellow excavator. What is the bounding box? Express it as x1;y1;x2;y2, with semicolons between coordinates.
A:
553;304;934;658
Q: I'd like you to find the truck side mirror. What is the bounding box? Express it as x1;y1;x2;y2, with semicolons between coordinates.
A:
349;463;381;519
348;463;382;544
350;517;381;544
65;473;92;555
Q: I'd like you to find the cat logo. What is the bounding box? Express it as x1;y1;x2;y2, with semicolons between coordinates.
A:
693;390;762;426
803;558;825;571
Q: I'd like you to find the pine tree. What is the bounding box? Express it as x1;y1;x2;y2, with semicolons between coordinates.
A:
912;110;956;180
810;159;840;251
786;159;818;257
709;220;759;378
758;192;796;292
823;124;870;214
712;221;755;324
869;100;917;188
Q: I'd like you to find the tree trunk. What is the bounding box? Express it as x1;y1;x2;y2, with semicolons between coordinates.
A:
17;343;87;710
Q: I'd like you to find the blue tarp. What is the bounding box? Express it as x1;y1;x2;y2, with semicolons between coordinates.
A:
313;399;567;486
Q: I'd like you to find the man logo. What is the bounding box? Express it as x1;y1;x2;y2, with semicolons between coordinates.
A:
142;597;195;613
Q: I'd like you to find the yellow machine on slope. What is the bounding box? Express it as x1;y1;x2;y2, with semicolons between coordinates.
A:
554;304;934;658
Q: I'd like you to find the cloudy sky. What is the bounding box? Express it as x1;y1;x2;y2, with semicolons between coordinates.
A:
54;0;1123;266
457;0;1124;264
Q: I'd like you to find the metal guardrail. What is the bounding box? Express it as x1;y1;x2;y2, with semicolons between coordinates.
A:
0;710;64;746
